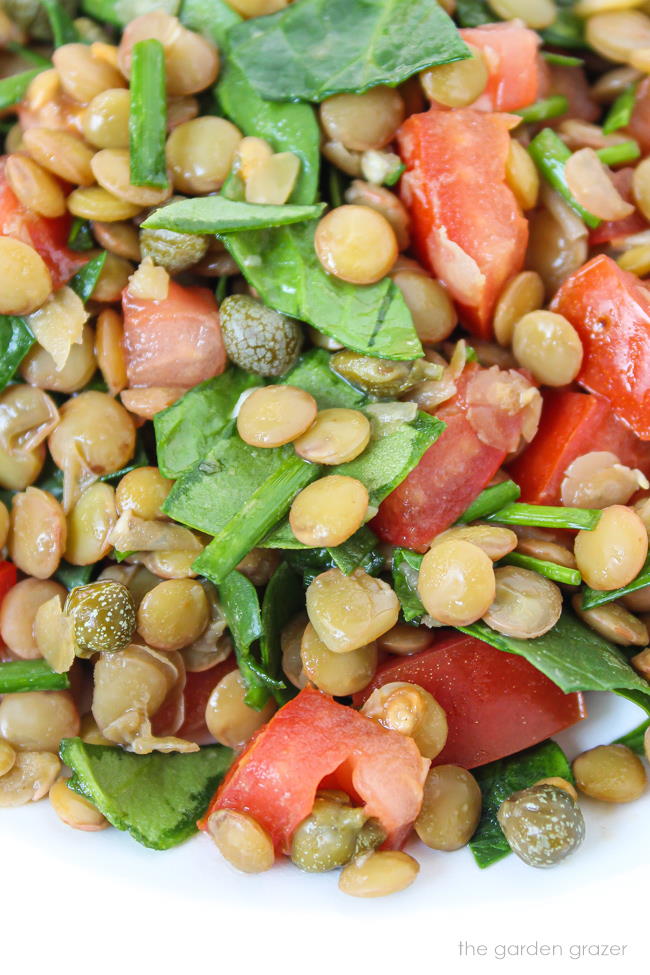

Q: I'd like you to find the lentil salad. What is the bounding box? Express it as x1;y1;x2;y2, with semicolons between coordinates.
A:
0;0;649;900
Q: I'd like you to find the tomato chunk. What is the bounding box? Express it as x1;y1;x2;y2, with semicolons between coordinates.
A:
354;634;586;769
551;255;650;440
122;281;227;388
178;659;238;744
507;389;650;505
200;686;429;853
397;109;527;338
460;23;542;112
0;156;86;288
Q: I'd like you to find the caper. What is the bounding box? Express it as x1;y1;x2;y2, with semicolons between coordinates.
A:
290;797;368;872
353;817;387;856
140;199;209;273
497;784;585;869
330;349;438;396
64;580;136;657
219;294;303;377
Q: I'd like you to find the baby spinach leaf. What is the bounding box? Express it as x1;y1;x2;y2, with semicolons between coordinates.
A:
392;548;424;623
0;68;45;111
280;348;367;410
180;0;241;48
141;195;325;234
69;251;107;303
582;555;650;610
260;562;303;703
54;561;93;590
613;719;650;756
60;737;232;850
67;217;95;252
327;526;381;575
224;219;422;361
216;61;320;206
470;740;573;869
455;0;491;27
228;0;469;103
0;316;35;391
154;368;262;479
0;658;70;694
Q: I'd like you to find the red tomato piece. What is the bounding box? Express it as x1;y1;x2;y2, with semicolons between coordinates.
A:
177;659;238;745
551;254;650;440
0;156;86;288
507;389;650;504
200;686;429;853
354;634;586;769
122;281;227;388
397;108;527;338
589;169;647;246
0;562;17;605
460;23;542;112
626;77;650;156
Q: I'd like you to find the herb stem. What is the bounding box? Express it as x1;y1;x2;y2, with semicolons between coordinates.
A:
457;481;521;524
528;128;600;229
596;140;640;167
603;84;637;136
501;552;582;587
0;659;70;694
486;502;601;531
129;39;168;189
515;96;568;124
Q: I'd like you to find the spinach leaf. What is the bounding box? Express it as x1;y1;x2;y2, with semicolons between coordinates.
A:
613;719;650;756
223;217;422;361
327;526;381;575
392;548;425;623
69;252;107;303
54;561;93;591
154;367;262;479
459;613;650;706
0;316;35;391
141;195;325;234
455;0;492;27
280;348;367;410
0;69;44;111
67;217;95;252
228;0;469;103
470;740;573;869
60;737;232;850
0;658;70;694
180;0;241;48
260;562;303;703
216;61;320;206
582;555;650;610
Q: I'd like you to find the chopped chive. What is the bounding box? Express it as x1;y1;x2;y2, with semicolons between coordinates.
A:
515;95;568;125
596;140;640;167
6;43;52;67
39;0;80;46
0;68;45;112
542;52;584;67
500;552;582;587
603;84;637;136
384;161;406;186
215;275;228;303
0;659;70;693
129;39;168;189
456;481;521;524
486;503;601;532
528;128;601;229
582;554;650;610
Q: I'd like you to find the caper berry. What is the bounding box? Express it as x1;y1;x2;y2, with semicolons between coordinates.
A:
64;580;136;657
497;784;585;869
290;797;367;872
139;226;209;274
330;349;439;396
220;294;303;377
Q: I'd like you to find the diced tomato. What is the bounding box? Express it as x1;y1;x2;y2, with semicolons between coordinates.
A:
0;156;87;288
200;686;429;854
460;23;542;113
589;169;647;246
354;634;586;769
551;255;650;440
626;77;650;156
0;562;17;605
397;108;528;338
122;281;227;388
176;659;237;745
507;389;650;505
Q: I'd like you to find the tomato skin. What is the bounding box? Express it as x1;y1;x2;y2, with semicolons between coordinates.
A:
122;281;227;388
200;686;429;853
460;23;542;113
550;255;650;440
0;156;86;288
507;389;650;505
397;108;527;338
176;659;237;744
0;562;17;605
588;168;647;247
353;634;586;769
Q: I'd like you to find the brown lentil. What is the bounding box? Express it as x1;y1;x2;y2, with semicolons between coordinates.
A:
572;744;647;802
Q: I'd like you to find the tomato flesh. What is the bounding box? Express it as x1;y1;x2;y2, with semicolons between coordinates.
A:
178;659;238;744
201;686;429;853
354;634;586;769
460;23;542;112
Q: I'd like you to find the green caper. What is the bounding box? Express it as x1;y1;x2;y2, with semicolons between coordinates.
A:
140;199;209;273
330;349;439;396
220;294;303;377
354;817;387;856
497;784;585;868
64;580;136;657
290;797;367;872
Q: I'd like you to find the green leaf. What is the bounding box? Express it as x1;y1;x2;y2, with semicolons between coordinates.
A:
260;562;303;703
459;613;650;706
500;552;582;587
217;570;273;708
582;555;650;610
60;738;232;850
528;128;600;229
0;659;70;693
39;0;79;46
392;548;425;623
54;561;93;590
216;60;320;205
0;68;44;112
0;316;35;391
224;218;422;361
81;0;181;25
456;480;521;524
455;0;492;27
142;195;325;234
613;719;650;756
129;39;168;189
180;0;241;48
228;0;469;103
280;348;367;411
540;7;586;50
67;217;95;252
69;252;107;303
486;502;600;531
154;367;262;479
327;526;381;575
603;84;637;135
470;741;573;869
